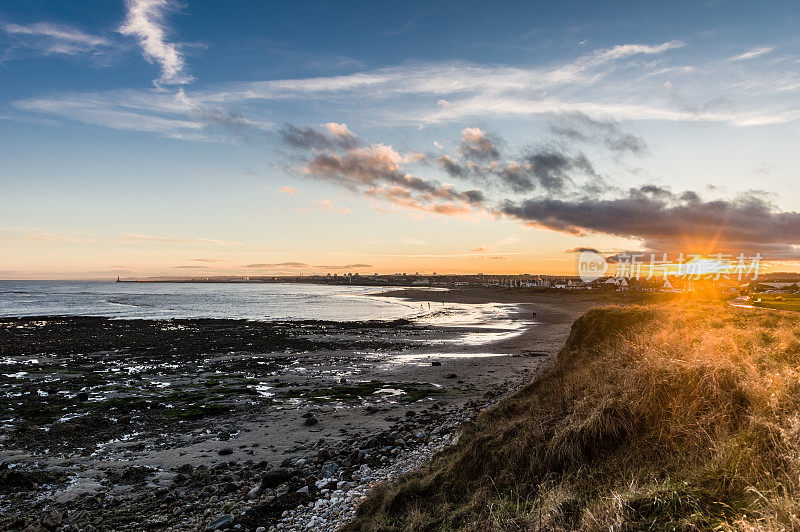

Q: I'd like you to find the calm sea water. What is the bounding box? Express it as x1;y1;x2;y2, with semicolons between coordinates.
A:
0;281;424;321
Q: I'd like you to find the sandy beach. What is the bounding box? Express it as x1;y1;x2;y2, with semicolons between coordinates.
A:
1;287;607;531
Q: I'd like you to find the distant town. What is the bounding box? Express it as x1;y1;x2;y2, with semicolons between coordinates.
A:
118;272;800;294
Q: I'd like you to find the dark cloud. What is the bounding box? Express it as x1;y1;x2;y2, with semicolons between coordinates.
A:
488;150;597;193
306;146;438;194
501;188;800;257
565;247;601;254
200;108;266;143
549;112;647;155
172;265;210;269
461;189;485;204
437;155;466;178
459;127;500;161
281;123;360;150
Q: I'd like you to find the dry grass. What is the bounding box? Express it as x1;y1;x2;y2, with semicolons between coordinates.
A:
343;301;800;531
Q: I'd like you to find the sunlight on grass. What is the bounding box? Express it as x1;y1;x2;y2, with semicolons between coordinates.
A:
345;300;800;531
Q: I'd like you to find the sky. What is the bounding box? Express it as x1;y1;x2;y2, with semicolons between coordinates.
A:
1;0;800;279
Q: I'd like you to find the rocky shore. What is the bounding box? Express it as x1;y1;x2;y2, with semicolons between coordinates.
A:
1;289;600;530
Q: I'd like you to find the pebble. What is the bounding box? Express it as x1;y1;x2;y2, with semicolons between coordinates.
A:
206;513;234;531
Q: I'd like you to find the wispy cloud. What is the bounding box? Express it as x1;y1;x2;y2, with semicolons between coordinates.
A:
1;20;115;59
117;233;244;246
12;39;800;140
0;227;244;247
241;261;372;271
244;262;309;268
730;46;774;61
118;0;193;85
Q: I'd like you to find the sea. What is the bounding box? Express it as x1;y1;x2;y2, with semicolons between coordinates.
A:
0;281;427;321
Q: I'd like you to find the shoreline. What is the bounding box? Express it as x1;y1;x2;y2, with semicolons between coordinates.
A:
1;289;601;531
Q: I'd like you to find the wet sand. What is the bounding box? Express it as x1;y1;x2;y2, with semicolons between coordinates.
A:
1;288;607;531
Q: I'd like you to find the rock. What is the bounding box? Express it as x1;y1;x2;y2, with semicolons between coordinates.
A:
255;528;266;532
337;480;354;490
76;392;89;402
42;509;63;529
296;486;309;494
445;373;457;379
303;417;319;426
321;462;339;478
317;448;331;461
405;410;416;417
247;485;262;498
260;468;293;489
431;361;441;366
206;514;234;531
218;447;234;456
192;465;210;479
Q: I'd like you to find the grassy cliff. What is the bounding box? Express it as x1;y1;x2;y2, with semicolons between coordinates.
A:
344;302;800;531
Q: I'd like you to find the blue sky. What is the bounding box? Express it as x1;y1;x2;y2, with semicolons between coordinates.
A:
2;0;800;278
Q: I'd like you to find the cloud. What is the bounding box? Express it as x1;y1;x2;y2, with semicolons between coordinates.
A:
566;247;601;254
244;262;310;268
0;228;245;247
730;46;774;61
195;106;269;141
1;21;114;57
315;263;372;270
313;199;353;214
173;265;210;269
191;258;232;262
15;39;800;139
459;127;499;160
279;185;299;196
484;150;596;193
501;187;800;258
118;0;192;85
116;233;244;246
445;145;599;194
241;262;372;271
280;122;360;150
549;112;647;154
301;141;483;211
0;20;120;70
